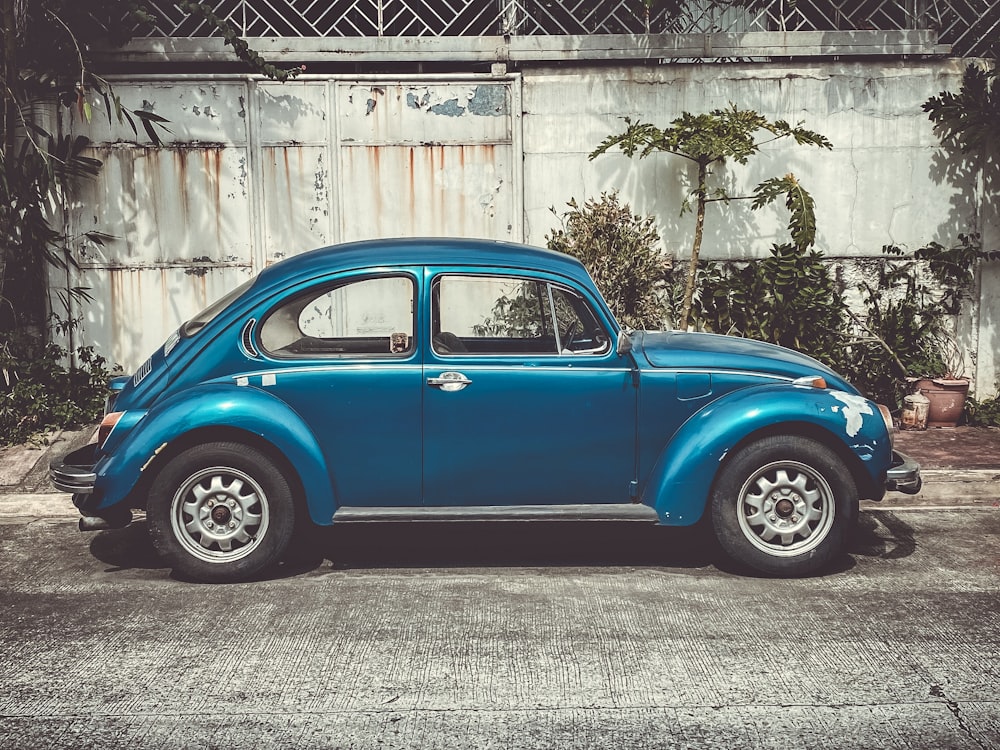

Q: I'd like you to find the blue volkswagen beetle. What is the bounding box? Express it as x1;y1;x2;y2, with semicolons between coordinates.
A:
52;238;921;581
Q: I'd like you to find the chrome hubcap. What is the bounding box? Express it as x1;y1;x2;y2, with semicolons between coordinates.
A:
170;467;269;564
736;460;835;557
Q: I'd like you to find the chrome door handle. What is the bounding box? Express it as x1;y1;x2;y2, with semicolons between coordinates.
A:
427;371;472;391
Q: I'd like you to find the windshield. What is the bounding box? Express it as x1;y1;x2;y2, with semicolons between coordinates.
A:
181;278;255;337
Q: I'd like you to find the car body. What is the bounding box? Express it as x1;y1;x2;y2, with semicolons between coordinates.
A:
52;238;921;581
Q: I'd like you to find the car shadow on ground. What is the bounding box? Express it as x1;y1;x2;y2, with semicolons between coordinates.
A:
89;519;723;578
87;512;920;581
850;510;918;561
88;519;164;572
290;520;721;572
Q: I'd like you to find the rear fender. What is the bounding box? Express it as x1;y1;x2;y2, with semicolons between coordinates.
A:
642;385;891;526
92;384;336;524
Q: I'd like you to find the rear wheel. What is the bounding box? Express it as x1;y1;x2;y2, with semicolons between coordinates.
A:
711;436;856;576
147;442;295;582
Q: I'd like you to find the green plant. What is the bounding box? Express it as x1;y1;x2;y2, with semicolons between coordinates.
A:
923;60;998;159
1;1;303;442
910;233;1000;313
694;243;848;370
472;282;551;338
589;106;831;330
966;392;1000;427
846;256;946;407
0;327;111;446
546;192;670;330
692;234;998;409
843;236;999;407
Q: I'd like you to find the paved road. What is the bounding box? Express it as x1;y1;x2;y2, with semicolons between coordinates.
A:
1;510;998;749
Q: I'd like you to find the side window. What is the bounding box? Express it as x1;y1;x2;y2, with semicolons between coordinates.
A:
550;286;611;354
432;275;609;356
260;276;414;357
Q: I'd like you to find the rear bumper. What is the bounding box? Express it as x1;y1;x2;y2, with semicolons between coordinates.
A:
49;443;98;495
51;443;133;530
885;450;922;495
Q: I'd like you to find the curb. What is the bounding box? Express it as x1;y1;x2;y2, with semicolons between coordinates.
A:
0;493;77;520
869;469;1000;508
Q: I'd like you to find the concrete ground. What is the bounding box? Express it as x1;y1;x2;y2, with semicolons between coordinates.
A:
0;509;998;749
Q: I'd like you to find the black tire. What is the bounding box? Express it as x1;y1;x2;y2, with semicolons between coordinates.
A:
147;442;295;583
710;435;857;577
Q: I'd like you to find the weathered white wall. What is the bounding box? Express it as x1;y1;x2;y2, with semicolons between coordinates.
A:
58;76;520;370
56;60;998;395
521;60;977;257
519;59;994;394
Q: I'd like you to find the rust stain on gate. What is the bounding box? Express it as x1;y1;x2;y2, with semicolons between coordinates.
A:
344;141;504;239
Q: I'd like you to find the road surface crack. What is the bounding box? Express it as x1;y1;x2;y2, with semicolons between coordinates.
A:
930;683;988;750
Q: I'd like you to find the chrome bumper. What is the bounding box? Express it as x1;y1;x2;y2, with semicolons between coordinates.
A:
885;450;922;495
49;443;98;495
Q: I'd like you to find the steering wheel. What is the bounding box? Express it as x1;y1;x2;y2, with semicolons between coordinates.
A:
560;320;581;351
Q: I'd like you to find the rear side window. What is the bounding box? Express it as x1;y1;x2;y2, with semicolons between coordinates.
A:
260;275;415;357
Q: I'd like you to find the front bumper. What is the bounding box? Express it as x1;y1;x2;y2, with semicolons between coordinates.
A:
885;450;922;495
50;443;99;495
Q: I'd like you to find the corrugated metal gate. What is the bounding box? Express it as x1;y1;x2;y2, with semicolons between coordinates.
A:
61;75;521;371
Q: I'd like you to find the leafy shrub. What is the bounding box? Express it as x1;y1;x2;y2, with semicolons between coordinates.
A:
692;239;986;410
0;332;111;446
694;243;848;371
850;237;999;407
846;256;947;407
546;192;670;330
966;392;1000;427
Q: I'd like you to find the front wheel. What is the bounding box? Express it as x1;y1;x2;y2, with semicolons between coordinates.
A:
147;442;295;583
711;436;857;576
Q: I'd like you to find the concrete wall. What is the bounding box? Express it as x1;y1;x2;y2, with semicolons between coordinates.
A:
56;58;998;394
519;58;997;394
521;60;976;257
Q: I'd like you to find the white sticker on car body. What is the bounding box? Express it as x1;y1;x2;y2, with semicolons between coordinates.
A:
830;391;873;437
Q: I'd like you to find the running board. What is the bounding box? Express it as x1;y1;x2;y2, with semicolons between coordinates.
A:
332;504;659;523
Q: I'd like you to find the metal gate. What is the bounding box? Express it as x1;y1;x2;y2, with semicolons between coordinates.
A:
61;75;522;370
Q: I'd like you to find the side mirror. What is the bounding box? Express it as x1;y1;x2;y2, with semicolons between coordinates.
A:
616;330;632;356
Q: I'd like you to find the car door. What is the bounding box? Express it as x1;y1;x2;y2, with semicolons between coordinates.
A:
422;270;637;506
256;271;423;507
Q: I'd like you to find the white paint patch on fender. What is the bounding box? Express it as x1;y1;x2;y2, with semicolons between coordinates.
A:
830;391;874;437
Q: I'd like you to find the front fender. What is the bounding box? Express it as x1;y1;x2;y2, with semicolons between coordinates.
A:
642;385;892;526
92;384;336;524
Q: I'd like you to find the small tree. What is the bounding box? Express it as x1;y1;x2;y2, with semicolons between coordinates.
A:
589;106;832;330
546;192;670;330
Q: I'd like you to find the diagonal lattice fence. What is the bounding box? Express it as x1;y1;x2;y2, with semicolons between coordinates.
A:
143;0;998;56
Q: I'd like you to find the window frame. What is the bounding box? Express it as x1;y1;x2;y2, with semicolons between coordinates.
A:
430;272;612;358
257;272;418;360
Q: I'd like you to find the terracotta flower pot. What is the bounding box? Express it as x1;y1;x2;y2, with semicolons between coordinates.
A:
909;377;970;428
